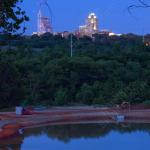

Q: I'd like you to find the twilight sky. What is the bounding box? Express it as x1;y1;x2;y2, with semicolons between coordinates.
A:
22;0;150;35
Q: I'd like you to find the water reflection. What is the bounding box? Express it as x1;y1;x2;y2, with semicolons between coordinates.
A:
1;123;150;150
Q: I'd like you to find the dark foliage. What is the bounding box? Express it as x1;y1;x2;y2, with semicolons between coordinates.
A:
0;0;29;34
0;33;150;108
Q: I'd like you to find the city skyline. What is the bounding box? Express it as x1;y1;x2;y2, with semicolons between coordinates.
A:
23;0;150;35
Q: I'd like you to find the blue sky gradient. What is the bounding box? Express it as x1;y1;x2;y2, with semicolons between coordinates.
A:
22;0;150;35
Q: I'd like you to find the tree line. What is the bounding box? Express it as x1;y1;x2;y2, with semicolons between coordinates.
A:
0;33;150;108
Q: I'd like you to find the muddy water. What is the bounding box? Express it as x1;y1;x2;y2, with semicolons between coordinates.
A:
0;123;150;150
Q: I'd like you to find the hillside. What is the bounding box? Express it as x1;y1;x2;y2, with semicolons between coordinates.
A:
0;33;150;108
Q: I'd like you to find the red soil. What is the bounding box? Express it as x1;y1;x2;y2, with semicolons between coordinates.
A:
0;129;19;139
0;106;150;139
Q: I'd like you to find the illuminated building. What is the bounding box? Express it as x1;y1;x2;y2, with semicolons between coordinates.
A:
38;10;52;35
79;13;99;37
36;0;52;35
86;13;99;33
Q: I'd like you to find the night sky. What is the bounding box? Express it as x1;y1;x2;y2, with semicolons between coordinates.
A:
22;0;150;35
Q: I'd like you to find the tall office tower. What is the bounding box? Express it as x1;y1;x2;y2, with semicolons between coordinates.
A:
86;13;99;34
79;13;99;37
37;0;52;35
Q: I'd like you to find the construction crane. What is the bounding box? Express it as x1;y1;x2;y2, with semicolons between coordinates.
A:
37;0;53;35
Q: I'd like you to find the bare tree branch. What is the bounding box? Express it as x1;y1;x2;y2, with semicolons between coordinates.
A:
128;0;150;14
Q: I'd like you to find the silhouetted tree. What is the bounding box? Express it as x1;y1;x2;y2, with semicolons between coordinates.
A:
0;0;29;33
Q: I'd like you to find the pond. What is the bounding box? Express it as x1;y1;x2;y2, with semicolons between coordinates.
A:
0;123;150;150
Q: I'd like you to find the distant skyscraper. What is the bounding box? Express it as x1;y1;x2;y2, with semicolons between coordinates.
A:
86;13;99;33
37;0;52;35
79;13;99;37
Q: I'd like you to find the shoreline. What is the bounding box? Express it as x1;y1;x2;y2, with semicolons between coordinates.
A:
1;106;150;138
0;107;150;128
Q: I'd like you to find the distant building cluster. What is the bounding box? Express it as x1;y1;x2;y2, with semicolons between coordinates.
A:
76;13;122;38
74;13;121;38
78;13;99;37
33;9;121;38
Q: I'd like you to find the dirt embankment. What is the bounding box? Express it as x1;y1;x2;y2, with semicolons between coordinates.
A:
0;107;150;128
0;106;150;139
